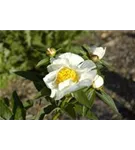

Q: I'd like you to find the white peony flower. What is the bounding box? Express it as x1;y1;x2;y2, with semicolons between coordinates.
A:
43;52;97;100
92;75;104;89
88;47;106;60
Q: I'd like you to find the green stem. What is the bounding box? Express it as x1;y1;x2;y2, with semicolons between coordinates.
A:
60;96;72;108
52;112;61;120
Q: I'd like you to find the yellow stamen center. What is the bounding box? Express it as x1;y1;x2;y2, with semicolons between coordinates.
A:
56;67;79;84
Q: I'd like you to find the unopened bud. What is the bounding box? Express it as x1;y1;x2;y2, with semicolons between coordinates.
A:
90;55;99;62
46;48;56;57
92;75;104;89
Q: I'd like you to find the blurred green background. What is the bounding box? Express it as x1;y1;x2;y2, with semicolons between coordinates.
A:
0;31;89;88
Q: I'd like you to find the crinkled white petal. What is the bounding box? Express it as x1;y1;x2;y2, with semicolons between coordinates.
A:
79;60;96;70
78;69;97;82
58;79;73;91
58;52;84;66
50;89;57;98
77;60;97;81
93;75;104;89
47;58;69;72
52;67;97;100
91;47;106;59
54;79;92;100
43;70;58;89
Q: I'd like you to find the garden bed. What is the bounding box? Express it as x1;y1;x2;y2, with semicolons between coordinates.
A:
1;31;135;119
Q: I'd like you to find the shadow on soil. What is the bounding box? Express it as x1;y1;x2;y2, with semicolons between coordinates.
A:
104;70;135;120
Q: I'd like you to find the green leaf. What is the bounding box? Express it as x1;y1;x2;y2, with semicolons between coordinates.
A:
3;97;10;107
87;89;96;108
100;60;111;68
64;104;76;119
38;104;56;120
15;71;41;82
74;104;98;120
31;33;45;48
11;91;26;120
0;116;4;120
52;111;61;120
81;45;89;53
36;57;50;68
23;100;33;110
35;86;51;99
96;90;119;113
0;99;13;120
33;81;45;91
25;30;31;47
82;106;88;117
98;60;114;71
73;89;91;108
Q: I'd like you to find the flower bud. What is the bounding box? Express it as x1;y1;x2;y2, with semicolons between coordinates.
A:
92;75;104;89
46;48;56;57
88;47;106;60
90;55;99;62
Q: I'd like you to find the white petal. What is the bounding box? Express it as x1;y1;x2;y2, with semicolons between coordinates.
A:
55;79;92;100
93;75;104;89
79;69;97;82
77;60;97;81
76;79;93;88
79;60;96;70
91;47;106;59
47;58;69;72
53;60;97;100
58;52;84;66
58;79;73;91
50;89;57;98
49;70;97;100
43;70;57;89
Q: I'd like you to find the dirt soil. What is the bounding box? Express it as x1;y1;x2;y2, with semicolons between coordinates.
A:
1;30;135;120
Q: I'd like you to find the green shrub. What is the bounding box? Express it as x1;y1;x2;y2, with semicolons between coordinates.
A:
0;30;86;88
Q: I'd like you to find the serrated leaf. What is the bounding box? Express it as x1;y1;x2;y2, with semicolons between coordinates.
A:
0;99;13;120
73;89;91;108
64;104;76;119
96;90;119;113
74;104;98;120
15;71;41;82
11;91;26;120
36;57;50;68
87;89;96;108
